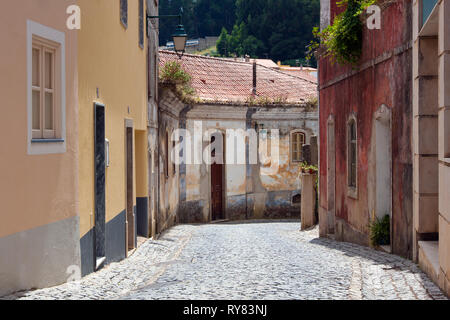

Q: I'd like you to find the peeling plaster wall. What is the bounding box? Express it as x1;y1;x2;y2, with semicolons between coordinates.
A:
177;101;318;223
156;88;184;234
147;0;159;238
319;0;413;257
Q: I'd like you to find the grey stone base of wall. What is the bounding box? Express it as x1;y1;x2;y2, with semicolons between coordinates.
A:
179;190;301;224
179;200;205;223
80;210;127;277
106;210;127;264
227;195;247;220
334;217;369;247
0;216;81;297
80;228;94;276
136;197;149;238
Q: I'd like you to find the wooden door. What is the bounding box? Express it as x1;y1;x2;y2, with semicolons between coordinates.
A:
94;103;106;268
211;162;223;221
126;127;135;250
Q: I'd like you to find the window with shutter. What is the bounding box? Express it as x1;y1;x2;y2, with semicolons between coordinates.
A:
120;0;128;28
291;131;305;162
139;0;144;48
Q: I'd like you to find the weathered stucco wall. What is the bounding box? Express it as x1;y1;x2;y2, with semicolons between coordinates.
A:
319;0;413;257
157;87;184;233
147;0;159;238
169;98;319;223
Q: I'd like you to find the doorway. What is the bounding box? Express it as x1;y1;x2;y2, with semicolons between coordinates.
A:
126;125;135;251
94;103;106;270
210;133;224;221
374;105;392;240
327;116;336;234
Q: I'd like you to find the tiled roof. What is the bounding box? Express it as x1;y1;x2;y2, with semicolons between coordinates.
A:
159;50;317;104
254;59;280;69
277;68;318;82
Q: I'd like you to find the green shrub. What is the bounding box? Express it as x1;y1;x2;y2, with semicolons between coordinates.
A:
159;61;192;85
307;0;376;66
159;61;197;103
369;214;390;246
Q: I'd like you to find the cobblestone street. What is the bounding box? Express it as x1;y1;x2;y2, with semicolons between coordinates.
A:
3;221;447;300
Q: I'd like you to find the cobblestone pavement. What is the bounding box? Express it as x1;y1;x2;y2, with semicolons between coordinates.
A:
2;221;447;300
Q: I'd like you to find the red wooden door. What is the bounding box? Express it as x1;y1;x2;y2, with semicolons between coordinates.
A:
211;162;223;221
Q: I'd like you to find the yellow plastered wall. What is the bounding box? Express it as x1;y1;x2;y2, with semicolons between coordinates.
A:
78;0;148;238
0;0;78;238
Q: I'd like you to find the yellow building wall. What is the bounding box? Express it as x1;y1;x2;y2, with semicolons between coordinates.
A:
0;0;79;238
0;0;80;295
78;0;148;238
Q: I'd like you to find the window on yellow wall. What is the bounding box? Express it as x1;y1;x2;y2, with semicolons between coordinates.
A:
120;0;128;28
32;38;59;140
291;132;305;162
139;0;144;48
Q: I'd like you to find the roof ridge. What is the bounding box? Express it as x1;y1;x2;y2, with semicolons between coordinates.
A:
159;50;255;66
254;63;317;85
159;50;317;85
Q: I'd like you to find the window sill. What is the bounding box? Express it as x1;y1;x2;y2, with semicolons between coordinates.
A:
347;187;358;199
32;139;65;143
440;158;450;165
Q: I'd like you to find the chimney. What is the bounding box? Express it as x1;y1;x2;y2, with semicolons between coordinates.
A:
252;60;257;95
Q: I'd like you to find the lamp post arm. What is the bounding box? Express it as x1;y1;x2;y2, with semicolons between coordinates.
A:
146;14;183;37
147;7;184;36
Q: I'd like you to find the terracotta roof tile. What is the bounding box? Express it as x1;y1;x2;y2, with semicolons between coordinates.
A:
159;50;317;104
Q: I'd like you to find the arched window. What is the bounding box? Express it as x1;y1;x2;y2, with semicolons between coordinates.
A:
291;131;306;162
347;116;357;193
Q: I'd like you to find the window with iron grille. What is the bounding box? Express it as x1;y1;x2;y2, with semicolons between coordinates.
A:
120;0;128;28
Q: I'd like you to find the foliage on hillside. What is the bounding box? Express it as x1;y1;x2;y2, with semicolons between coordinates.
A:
159;0;320;64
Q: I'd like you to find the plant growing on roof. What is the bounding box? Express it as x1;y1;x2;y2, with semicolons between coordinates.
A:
159;61;197;103
160;60;192;85
304;95;318;111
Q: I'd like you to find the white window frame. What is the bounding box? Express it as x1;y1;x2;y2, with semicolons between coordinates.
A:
27;20;66;155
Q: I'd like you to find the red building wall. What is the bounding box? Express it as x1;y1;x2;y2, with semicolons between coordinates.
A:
319;0;413;258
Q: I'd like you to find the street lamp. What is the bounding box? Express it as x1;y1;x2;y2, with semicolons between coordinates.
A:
147;7;188;58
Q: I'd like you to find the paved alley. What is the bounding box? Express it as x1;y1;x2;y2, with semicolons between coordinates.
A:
3;221;447;300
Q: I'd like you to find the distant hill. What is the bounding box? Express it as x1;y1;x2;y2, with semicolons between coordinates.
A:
158;0;236;46
158;0;319;64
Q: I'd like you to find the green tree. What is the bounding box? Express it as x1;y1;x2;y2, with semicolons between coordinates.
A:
159;0;320;65
216;27;229;56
